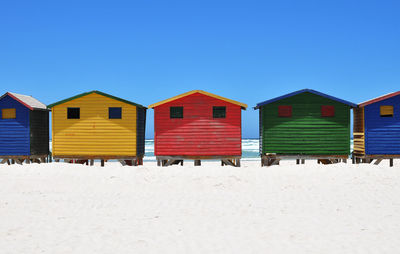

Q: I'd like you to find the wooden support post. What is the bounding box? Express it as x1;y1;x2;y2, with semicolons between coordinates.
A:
343;159;347;163
236;159;241;167
101;160;105;167
194;160;201;166
222;159;235;167
90;159;94;166
266;158;280;166
166;159;178;166
221;160;224;166
7;159;10;165
390;158;393;167
301;159;305;164
296;159;300;164
374;158;383;165
261;157;268;167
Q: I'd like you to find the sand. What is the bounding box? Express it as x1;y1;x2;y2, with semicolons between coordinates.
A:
0;160;399;253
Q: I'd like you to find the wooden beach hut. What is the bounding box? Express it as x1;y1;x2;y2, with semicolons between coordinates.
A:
0;92;49;164
353;91;400;167
48;91;146;166
148;90;247;167
254;89;356;166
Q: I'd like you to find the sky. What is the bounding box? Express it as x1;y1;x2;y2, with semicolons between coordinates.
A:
1;0;399;138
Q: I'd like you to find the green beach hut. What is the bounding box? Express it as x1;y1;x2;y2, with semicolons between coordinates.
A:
254;89;357;166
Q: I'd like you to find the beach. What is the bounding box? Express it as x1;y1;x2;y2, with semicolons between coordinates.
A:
1;160;399;253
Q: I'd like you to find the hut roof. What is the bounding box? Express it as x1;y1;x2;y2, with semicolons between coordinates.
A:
254;89;357;109
148;90;248;109
47;90;146;109
358;91;400;107
0;92;47;110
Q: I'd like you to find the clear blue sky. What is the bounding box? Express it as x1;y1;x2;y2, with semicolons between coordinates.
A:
1;0;399;138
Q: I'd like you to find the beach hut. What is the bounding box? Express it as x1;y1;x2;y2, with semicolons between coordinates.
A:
254;89;356;166
353;91;400;167
0;92;49;164
148;90;247;167
48;91;146;166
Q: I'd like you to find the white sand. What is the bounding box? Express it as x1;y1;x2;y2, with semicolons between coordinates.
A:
1;161;400;253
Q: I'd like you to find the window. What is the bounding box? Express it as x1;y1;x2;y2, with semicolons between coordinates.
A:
67;108;80;119
213;106;226;118
170;107;183;118
109;107;122;119
1;108;16;119
380;105;393;117
321;105;335;117
278;105;292;117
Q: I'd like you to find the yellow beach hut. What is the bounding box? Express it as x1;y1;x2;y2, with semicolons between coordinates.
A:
47;91;146;166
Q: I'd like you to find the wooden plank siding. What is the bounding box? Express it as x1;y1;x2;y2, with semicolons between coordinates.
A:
0;95;31;155
353;107;365;155
52;93;138;157
364;94;400;155
136;107;146;156
260;92;351;155
154;93;242;156
30;110;50;155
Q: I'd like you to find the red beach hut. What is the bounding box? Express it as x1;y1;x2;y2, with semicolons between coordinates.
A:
148;90;247;167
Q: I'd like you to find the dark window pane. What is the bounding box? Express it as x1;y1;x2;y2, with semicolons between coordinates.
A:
213;106;226;118
170;107;183;118
109;107;122;119
278;105;292;117
67;108;80;119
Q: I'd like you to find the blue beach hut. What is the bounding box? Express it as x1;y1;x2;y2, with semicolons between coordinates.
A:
0;92;49;164
353;91;400;166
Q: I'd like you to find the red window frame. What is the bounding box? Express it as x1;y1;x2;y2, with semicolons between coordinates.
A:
278;105;292;117
321;105;335;117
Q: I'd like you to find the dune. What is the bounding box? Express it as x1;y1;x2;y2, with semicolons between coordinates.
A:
0;161;399;253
